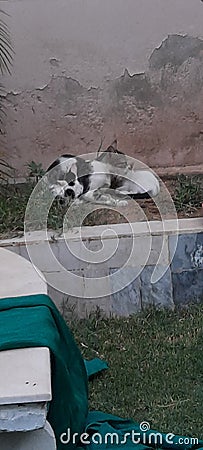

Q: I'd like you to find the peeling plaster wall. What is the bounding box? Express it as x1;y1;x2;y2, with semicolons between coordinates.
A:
2;0;203;174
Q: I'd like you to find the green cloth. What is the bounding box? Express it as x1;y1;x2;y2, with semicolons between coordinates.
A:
0;294;88;450
84;358;108;378
84;411;203;450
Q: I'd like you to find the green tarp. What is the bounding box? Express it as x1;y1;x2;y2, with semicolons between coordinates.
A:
84;358;108;378
0;294;88;450
83;411;203;450
0;294;202;450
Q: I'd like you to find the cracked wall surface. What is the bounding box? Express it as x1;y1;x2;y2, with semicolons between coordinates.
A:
2;0;203;174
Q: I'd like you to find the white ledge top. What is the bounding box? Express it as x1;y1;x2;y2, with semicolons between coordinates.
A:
0;347;51;405
0;218;202;246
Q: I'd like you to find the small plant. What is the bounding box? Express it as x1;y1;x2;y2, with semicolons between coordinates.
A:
174;174;202;214
0;183;33;237
0;10;13;75
0;10;14;176
0;158;14;182
26;161;45;183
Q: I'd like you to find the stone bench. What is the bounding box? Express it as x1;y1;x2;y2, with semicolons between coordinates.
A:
0;248;56;449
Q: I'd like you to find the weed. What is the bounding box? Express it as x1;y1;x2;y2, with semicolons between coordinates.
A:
26;161;45;183
174;175;202;215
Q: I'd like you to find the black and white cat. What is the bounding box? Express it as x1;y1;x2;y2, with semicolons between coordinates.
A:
46;141;160;206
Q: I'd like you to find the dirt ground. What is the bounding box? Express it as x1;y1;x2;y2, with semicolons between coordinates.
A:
83;177;203;226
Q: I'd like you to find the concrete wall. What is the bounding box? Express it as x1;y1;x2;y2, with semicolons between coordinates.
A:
0;218;202;317
2;0;203;174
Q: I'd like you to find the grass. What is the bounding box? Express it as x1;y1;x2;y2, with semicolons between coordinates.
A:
66;305;203;440
0;183;33;236
174;175;202;215
0;182;89;235
0;182;128;236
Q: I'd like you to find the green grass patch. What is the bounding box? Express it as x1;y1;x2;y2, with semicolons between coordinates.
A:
67;305;203;440
0;183;67;236
174;175;202;215
0;183;33;236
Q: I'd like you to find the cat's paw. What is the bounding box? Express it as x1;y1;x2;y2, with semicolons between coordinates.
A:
100;194;116;205
116;199;128;207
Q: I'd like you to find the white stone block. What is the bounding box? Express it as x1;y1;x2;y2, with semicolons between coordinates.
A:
23;242;59;272
58;240;82;270
44;270;85;298
0;348;52;405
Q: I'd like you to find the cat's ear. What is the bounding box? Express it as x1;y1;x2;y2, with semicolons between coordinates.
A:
69;161;77;176
106;139;118;153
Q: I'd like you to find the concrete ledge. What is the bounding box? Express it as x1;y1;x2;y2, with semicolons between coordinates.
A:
0;218;202;316
0;218;202;247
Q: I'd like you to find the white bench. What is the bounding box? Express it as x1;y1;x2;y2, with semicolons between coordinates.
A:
0;248;56;449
